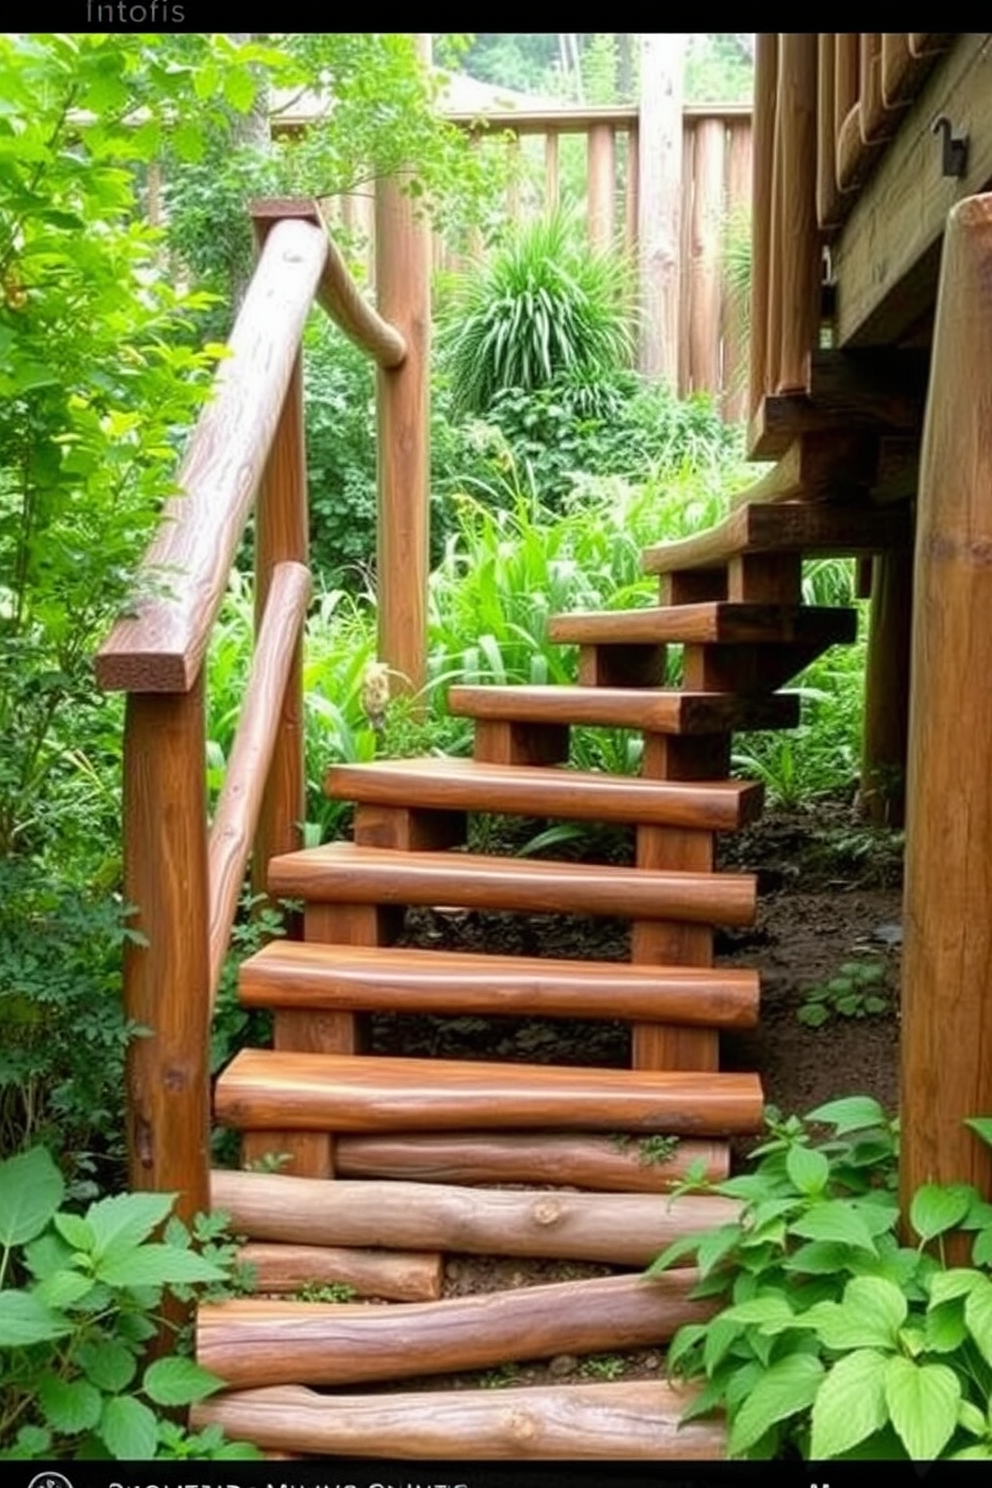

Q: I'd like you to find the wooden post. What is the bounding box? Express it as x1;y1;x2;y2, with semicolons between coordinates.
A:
544;130;560;213
722;117;753;422
374;150;431;698
587;121;615;251
901;195;992;1223
749;34;778;418
861;547;912;827
776;34;820;392
687;116;725;398
122;681;211;1219
637;32;685;383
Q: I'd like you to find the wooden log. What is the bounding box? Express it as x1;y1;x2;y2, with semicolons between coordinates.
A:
96;218;327;694
207;562;311;1000
266;842;758;927
587;121;615;251
551;601;856;649
239;941;761;1029
196;1269;715;1389
192;1380;725;1460
817;34;844;231
901;194;992;1221
776;34;820;392
722;116;752;422
643;500;910;576
215;1051;764;1137
313;207;405;367
450;683;801;736
687;116;725;397
211;1170;739;1266
833;34;862;192
678;119;695;395
122;683;210;1219
375;161;430;699
749;33;777;414
637;33;684;382
859;35;896;146
236;1242;443;1302
861;546;912;827
334;1132;730;1191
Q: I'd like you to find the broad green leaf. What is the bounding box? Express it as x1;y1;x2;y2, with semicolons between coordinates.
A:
885;1355;960;1459
0;1289;72;1346
910;1183;973;1243
964;1277;992;1366
95;1243;226;1289
786;1144;830;1195
928;1268;982;1306
925;1299;968;1353
782;1240;854;1275
728;1352;824;1456
810;1349;889;1459
76;1338;137;1392
695;1223;741;1277
143;1355;224;1406
35;1268;93;1309
950;1445;992;1459
972;1227;992;1266
37;1373;102;1435
703;1316;744;1374
806;1096;887;1133
965;1116;992;1148
826;1276;907;1350
99;1393;158;1459
85;1191;176;1261
0;1147;64;1245
790;1200;879;1254
721;1294;796;1334
957;1399;987;1437
54;1213;94;1252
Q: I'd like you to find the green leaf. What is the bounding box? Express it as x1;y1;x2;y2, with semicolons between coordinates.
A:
910;1183;973;1243
957;1398;988;1437
810;1349;889;1459
925;1299;968;1353
76;1338;137;1392
54;1213;94;1252
728;1353;824;1456
695;1223;741;1277
0;1288;72;1346
37;1374;102;1435
703;1315;744;1374
884;1355;961;1460
965;1116;992;1149
790;1200;879;1254
928;1267;982;1306
721;1294;797;1334
99;1394;158;1459
143;1355;224;1406
85;1191;176;1261
786;1144;830;1195
95;1243;227;1289
782;1240;854;1276
806;1096;887;1133
964;1277;992;1366
0;1146;64;1244
35;1268;94;1309
972;1227;992;1266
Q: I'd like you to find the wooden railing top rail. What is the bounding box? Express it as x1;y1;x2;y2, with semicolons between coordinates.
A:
443;102;750;136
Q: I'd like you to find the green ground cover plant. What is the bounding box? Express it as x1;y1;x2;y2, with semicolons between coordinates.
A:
652;1100;992;1460
798;959;889;1028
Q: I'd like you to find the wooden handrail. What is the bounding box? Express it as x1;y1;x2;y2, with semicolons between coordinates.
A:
207;559;312;1001
316;216;407;368
96;217;328;694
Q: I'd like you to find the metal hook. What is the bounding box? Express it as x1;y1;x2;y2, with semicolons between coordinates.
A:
932;115;968;178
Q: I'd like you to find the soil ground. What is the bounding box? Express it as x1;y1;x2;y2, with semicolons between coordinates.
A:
357;791;904;1392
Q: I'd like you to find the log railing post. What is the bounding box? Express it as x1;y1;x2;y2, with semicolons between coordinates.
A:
587;121;615;251
776;33;820;392
122;680;211;1220
749;33;778;418
901;195;992;1225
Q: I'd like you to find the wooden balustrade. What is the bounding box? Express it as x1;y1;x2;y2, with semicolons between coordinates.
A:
95;197;419;1219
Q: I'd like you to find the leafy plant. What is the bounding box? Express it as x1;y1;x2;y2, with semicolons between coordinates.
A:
579;1352;627;1380
0;1146;258;1459
797;959;889;1028
652;1099;992;1460
296;1281;357;1304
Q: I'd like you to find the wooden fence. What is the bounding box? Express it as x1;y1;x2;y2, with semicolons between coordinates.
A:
325;104;753;420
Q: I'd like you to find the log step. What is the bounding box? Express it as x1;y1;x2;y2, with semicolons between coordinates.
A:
239;941;760;1028
211;1169;740;1267
325;756;765;829
267;843;757;925
448;683;800;734
548;601;858;647
236;1241;444;1302
334;1131;730;1190
191;1379;725;1459
196;1270;713;1389
642;499;911;575
214;1049;765;1135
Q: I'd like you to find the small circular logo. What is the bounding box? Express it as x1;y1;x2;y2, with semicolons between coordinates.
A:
27;1474;73;1488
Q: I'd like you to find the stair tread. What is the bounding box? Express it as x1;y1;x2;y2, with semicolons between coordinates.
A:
215;1048;765;1135
325;756;764;829
642;499;910;575
239;941;760;1028
448;683;800;733
267;842;756;925
548;601;858;646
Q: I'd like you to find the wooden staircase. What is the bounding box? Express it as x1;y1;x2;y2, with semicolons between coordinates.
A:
194;493;909;1460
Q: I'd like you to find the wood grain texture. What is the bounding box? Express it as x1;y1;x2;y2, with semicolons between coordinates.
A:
861;546;912;826
749;33;777;412
196;1269;714;1388
450;683;801;735
214;1050;765;1135
643;500;911;575
96;218;327;693
776;34;820;391
236;1242;442;1301
266;842;757;926
210;1169;739;1265
550;602;856;648
333;1132;730;1190
586;122;615;251
901;193;992;1217
325;756;764;830
239;940;760;1027
191;1379;725;1459
313;206;406;366
687;117;725;396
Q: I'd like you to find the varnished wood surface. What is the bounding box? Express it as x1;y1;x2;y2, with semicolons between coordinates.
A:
214;1049;765;1135
266;842;757;926
238;940;760;1027
325;756;764;830
197;1269;713;1388
549;602;857;647
449;683;801;735
211;1169;739;1265
191;1379;725;1459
